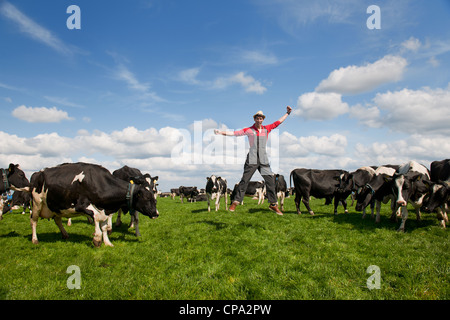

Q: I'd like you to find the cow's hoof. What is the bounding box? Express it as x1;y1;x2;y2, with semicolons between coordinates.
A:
32;239;39;245
309;211;315;216
107;229;112;235
397;228;405;233
62;234;69;240
93;239;102;247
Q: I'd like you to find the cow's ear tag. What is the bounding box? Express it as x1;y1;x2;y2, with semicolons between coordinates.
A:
130;180;134;184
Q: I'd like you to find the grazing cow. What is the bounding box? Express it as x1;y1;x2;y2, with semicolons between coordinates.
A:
170;188;180;200
392;161;431;232
355;166;398;222
112;165;159;236
7;190;31;215
348;166;376;214
179;186;199;203
423;159;449;228
30;162;159;247
290;169;353;215
230;181;266;205
0;164;30;220
205;175;228;212
0;164;30;194
274;174;287;211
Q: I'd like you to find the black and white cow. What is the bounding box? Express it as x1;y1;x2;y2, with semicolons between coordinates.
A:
392;161;431;232
179;186;199;203
355;166;398;223
348;166;376;212
230;181;266;205
112;165;159;236
205;175;228;212
170;188;180;200
290;169;353;215
5;190;31;215
0;164;30;220
423;159;449;228
30;162;159;247
0;164;30;194
274;174;287;211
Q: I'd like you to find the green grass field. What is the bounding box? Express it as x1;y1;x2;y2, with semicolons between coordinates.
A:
0;195;448;300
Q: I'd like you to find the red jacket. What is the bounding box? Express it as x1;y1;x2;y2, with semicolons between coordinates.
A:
233;121;281;147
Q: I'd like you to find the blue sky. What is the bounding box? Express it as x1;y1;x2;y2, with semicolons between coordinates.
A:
1;0;449;192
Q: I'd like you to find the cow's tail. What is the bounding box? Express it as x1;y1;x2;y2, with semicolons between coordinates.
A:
290;170;295;190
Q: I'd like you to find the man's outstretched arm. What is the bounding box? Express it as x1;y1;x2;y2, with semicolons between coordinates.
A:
277;106;292;124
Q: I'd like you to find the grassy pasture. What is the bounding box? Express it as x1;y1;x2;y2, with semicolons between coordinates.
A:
0;195;448;300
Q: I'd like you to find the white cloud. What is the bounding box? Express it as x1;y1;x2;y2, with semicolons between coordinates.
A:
115;64;151;92
178;68;267;94
279;132;347;157
177;68;201;85
44;96;85;108
12;105;74;123
373;86;450;135
240;50;278;65
294;92;349;120
349;104;381;128
0;1;72;55
214;72;267;94
401;37;421;52
355;135;450;166
113;63;166;103
316;55;408;95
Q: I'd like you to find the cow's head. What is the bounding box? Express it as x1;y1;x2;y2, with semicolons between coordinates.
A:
355;174;393;211
206;175;219;193
1;164;30;193
134;185;159;219
393;172;428;207
335;171;353;194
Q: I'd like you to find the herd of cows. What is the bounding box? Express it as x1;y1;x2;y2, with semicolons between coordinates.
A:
0;159;448;247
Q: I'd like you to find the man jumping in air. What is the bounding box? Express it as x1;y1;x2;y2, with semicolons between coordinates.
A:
214;106;292;215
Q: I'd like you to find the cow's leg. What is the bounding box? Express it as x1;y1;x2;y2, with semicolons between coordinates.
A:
30;214;39;244
207;193;211;212
30;190;44;245
370;201;375;219
302;195;314;215
333;196;339;215
397;206;408;232
107;214;113;235
115;209;123;227
390;200;399;222
89;204;113;247
67;218;72;226
280;192;285;211
54;216;69;240
342;199;348;213
436;207;446;228
93;218;102;247
100;219;113;247
414;205;422;221
375;201;382;223
132;211;141;237
215;194;220;211
294;193;301;214
224;192;228;211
